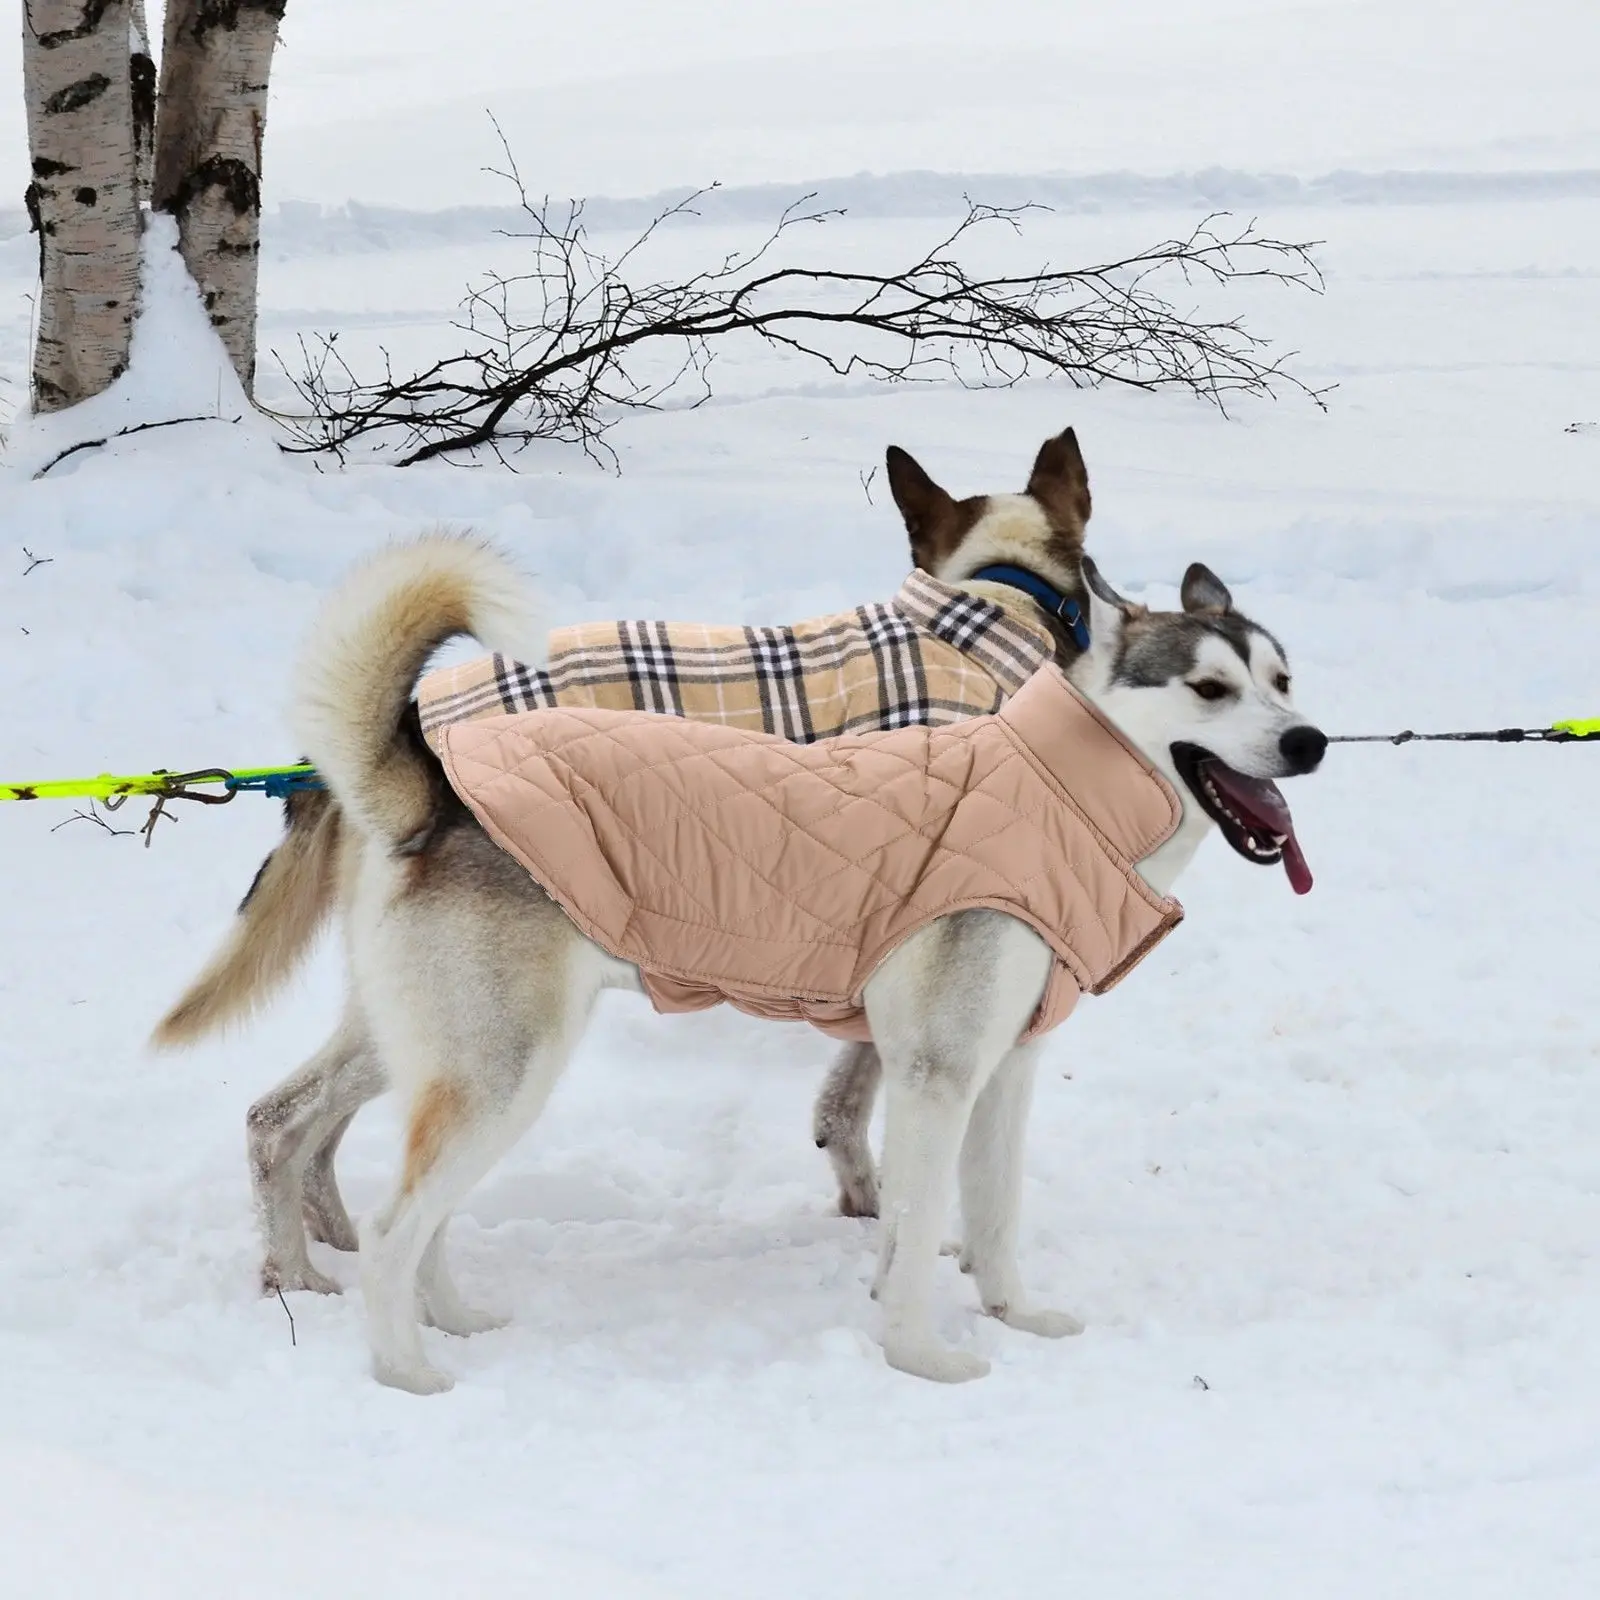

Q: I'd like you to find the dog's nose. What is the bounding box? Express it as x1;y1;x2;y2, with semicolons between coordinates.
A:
1279;725;1327;774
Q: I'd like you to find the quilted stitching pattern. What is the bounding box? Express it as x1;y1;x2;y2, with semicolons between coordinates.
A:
441;666;1183;1042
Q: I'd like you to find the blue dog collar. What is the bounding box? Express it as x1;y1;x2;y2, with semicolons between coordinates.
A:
967;564;1091;653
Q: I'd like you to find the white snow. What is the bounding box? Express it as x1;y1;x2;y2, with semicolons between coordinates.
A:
3;3;1600;1595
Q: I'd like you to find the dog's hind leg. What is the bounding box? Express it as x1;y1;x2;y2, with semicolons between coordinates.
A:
360;1035;575;1394
301;1111;360;1250
416;1222;510;1336
957;1041;1083;1339
864;910;1051;1384
812;1042;882;1218
297;1045;390;1251
247;1013;385;1294
361;1079;505;1395
358;890;618;1394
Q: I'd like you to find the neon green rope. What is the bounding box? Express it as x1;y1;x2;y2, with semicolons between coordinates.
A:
0;764;319;803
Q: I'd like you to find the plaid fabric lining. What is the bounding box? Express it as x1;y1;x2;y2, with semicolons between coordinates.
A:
417;570;1054;746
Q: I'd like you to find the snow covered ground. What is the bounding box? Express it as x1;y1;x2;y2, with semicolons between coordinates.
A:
3;3;1600;1595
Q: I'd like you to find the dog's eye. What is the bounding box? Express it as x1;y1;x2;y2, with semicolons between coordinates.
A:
1274;673;1291;695
1189;680;1230;702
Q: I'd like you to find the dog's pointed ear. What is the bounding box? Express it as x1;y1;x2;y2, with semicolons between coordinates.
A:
1026;427;1092;533
1082;553;1135;613
1180;563;1234;616
885;445;958;571
1080;553;1137;646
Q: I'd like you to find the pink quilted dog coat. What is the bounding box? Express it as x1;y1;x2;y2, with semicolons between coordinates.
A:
437;665;1184;1042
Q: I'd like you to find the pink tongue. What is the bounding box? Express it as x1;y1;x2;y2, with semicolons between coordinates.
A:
1281;830;1313;895
1205;762;1313;895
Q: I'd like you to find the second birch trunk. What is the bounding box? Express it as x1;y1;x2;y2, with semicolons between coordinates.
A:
154;0;284;390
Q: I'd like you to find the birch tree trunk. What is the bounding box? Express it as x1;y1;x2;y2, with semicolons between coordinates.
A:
22;0;142;411
154;1;285;389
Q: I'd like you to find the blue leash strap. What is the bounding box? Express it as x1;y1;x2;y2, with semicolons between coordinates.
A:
223;768;326;798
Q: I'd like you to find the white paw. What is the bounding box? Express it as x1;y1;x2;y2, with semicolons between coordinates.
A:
992;1304;1084;1339
262;1261;342;1297
422;1301;509;1337
373;1358;455;1396
883;1340;991;1384
837;1174;880;1218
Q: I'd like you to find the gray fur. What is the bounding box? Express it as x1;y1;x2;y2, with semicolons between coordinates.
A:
811;1041;883;1218
1084;553;1287;689
1112;612;1270;687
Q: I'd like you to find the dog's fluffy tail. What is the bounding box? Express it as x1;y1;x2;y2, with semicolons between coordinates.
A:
151;786;344;1048
291;532;544;852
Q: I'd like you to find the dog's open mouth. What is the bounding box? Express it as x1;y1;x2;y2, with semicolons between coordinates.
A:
1170;742;1313;894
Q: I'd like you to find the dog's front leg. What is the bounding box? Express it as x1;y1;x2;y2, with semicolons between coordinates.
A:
864;911;1051;1383
875;1069;991;1383
958;1042;1083;1339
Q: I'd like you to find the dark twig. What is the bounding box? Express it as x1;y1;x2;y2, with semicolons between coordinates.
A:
860;465;878;505
275;1285;297;1347
49;802;135;838
21;547;53;575
270;134;1329;467
32;414;244;479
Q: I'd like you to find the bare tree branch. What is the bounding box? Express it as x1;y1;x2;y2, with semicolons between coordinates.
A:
272;134;1330;467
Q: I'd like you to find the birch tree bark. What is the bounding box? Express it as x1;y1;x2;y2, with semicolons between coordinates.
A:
154;1;285;389
22;0;142;411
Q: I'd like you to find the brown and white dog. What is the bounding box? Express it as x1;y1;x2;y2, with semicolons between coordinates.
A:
155;430;1106;1296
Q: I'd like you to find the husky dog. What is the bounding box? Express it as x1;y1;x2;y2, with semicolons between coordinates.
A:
163;532;1321;1394
815;555;1322;1218
155;430;1104;1296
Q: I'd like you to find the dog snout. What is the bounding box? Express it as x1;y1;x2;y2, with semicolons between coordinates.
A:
1279;724;1327;774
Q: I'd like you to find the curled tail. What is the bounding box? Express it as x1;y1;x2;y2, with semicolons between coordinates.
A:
152;786;344;1048
152;533;542;1049
290;532;544;851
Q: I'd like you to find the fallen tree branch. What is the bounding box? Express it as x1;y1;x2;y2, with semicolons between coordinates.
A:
33;412;243;478
273;132;1330;467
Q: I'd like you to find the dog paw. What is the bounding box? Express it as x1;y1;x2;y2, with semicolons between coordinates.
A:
421;1301;509;1337
261;1261;342;1297
373;1358;455;1396
303;1205;359;1253
883;1340;991;1384
990;1304;1084;1339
